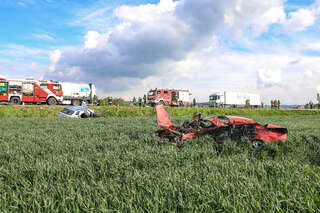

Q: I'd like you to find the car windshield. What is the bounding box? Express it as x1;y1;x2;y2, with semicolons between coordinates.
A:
61;108;75;115
210;95;219;101
53;84;61;90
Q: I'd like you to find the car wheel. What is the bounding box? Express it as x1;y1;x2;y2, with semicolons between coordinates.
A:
10;97;21;105
47;97;58;105
252;140;264;151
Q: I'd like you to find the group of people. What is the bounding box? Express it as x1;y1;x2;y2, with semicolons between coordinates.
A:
308;100;320;109
270;99;281;109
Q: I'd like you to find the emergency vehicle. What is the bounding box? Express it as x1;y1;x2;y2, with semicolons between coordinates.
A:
0;78;96;105
147;89;190;106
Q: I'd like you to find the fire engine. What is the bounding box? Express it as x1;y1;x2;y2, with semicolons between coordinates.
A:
147;88;190;106
0;78;96;105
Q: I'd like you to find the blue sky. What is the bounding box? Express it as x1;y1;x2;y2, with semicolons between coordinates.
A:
0;0;320;104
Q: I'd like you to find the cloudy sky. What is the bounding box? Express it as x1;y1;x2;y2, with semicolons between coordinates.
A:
0;0;320;104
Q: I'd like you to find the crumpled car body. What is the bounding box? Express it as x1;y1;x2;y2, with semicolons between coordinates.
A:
58;106;97;118
154;104;288;147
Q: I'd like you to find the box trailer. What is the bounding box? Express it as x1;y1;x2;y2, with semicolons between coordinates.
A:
209;91;261;108
60;82;96;105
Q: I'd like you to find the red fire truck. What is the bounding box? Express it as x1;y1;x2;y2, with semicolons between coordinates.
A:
147;88;190;106
0;78;63;105
0;78;96;105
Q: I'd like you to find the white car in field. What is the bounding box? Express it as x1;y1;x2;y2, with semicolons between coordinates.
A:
58;102;98;118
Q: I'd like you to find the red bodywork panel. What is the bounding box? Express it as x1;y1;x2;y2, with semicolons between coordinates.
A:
225;116;255;125
251;123;287;143
155;104;174;129
0;96;8;101
155;104;288;145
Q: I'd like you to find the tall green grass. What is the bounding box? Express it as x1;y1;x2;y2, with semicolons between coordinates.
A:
0;115;319;212
1;105;320;118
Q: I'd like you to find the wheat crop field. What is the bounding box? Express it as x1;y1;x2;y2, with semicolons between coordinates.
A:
0;108;319;212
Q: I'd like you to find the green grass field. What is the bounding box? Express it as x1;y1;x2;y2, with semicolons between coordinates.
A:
0;114;319;212
1;105;320;118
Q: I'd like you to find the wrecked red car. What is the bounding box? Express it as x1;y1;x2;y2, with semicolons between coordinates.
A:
154;104;288;148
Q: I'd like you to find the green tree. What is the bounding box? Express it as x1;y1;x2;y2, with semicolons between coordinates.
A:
99;96;113;106
271;100;274;109
132;97;137;106
193;98;196;107
112;98;126;106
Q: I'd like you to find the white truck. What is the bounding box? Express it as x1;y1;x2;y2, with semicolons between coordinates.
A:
209;91;261;108
60;82;96;105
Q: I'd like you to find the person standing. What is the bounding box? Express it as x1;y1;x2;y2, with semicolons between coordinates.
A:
277;100;280;109
273;99;277;109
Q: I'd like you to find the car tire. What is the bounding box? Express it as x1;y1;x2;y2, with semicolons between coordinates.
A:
47;97;58;105
10;97;21;105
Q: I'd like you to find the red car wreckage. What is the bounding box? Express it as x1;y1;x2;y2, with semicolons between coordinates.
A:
154;104;288;148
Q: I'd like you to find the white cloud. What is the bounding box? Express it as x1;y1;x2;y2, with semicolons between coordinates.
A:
258;68;283;88
282;8;316;32
85;31;100;49
43;0;320;104
224;1;286;35
305;42;320;51
0;74;8;79
49;49;61;64
0;60;49;80
304;69;313;77
49;49;61;71
0;44;49;58
50;0;287;78
32;33;54;41
71;6;116;32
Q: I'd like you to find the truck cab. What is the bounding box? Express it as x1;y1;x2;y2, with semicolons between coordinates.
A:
147;89;172;106
209;92;224;107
